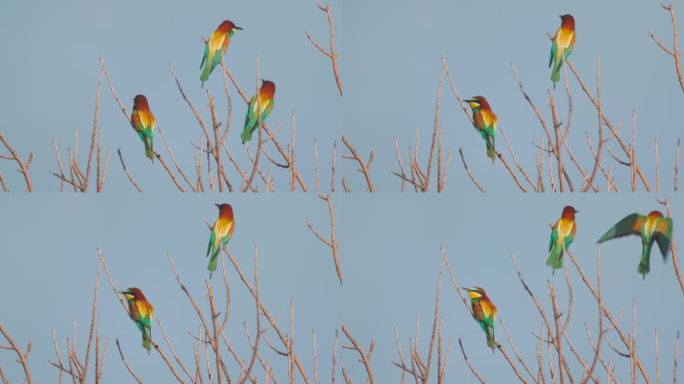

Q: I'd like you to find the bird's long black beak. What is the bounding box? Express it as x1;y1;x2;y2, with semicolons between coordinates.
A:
464;99;474;103
459;287;469;292
235;26;243;30
558;15;563;19
214;203;221;208
120;290;127;294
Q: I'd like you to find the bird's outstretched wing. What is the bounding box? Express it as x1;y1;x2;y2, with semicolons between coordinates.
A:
597;213;645;243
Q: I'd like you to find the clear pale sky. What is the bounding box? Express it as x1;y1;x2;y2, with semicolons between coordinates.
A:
0;0;681;192
0;0;683;382
0;194;681;382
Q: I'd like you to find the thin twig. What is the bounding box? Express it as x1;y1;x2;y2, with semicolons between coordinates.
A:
458;339;485;384
458;148;486;192
305;4;343;96
649;3;684;93
115;339;143;384
341;136;374;192
117;149;143;192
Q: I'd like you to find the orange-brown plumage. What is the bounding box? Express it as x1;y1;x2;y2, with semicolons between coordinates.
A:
130;95;156;161
207;203;236;277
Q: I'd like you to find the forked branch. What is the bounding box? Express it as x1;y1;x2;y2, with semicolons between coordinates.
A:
306;4;343;96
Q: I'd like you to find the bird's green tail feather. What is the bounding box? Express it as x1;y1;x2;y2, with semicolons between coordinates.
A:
208;250;220;278
142;326;152;352
200;62;212;85
486;326;496;350
144;137;154;162
546;243;563;271
551;58;562;85
486;136;496;162
241;123;256;144
638;244;652;279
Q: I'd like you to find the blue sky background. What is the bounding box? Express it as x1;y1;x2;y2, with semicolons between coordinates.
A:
0;194;682;382
0;0;681;192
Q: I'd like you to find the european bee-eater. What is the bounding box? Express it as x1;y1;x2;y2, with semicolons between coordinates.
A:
131;95;156;161
121;288;154;353
464;96;497;162
549;14;576;87
241;80;275;144
464;287;497;351
597;210;673;278
207;203;235;277
547;205;578;272
200;20;242;87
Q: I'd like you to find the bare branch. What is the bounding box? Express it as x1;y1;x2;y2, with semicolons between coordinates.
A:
306;194;342;284
458;339;486;384
305;4;343;96
0;132;32;191
341;136;374;191
115;339;143;384
458;148;486;192
649;3;684;93
341;325;375;384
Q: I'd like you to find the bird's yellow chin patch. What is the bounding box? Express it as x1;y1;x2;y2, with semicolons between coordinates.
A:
468;102;480;109
468;291;481;299
123;293;134;300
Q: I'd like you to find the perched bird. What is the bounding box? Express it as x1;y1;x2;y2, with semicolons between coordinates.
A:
207;203;235;277
241;80;276;144
464;96;497;162
200;20;242;87
121;288;154;353
463;287;497;351
131;95;156;161
547;205;578;272
597;211;673;278
549;14;576;87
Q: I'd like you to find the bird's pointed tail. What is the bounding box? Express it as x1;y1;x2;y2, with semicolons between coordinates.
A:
144;138;155;162
486;326;496;351
241;126;254;144
142;326;152;353
551;58;562;86
546;243;563;271
638;244;652;278
486;136;496;163
200;63;212;85
208;250;220;278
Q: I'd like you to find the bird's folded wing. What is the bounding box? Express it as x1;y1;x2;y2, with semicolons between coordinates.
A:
654;218;673;257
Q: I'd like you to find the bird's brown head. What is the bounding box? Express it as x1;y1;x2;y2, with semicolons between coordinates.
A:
561;205;578;220
215;203;234;219
260;79;276;97
647;210;664;220
133;95;149;110
559;14;575;29
121;287;146;301
464;96;490;110
218;20;242;34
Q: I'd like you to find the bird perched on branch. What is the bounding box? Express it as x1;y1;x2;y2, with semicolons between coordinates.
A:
201;20;242;87
241;80;276;144
547;205;578;272
463;287;497;351
130;95;156;161
207;203;235;277
121;288;154;353
464;96;497;162
549;14;576;88
597;210;673;278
